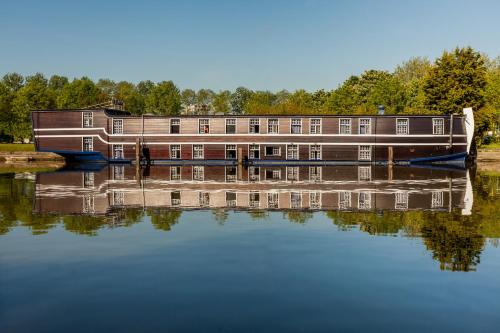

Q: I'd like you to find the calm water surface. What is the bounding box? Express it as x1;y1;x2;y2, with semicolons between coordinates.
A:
1;165;500;332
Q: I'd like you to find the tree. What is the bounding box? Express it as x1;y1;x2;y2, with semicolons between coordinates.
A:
115;81;144;115
230;87;252;114
2;73;24;92
96;79;117;100
424;47;487;114
212;90;231;114
394;57;431;113
57;77;103;109
145;81;182;115
181;88;196;107
137;80;155;97
48;75;69;93
196;89;215;107
245;90;276;114
0;81;15;141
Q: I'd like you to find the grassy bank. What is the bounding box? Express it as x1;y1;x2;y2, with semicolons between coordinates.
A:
0;144;35;152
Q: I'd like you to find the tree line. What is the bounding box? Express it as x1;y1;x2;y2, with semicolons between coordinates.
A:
0;46;499;142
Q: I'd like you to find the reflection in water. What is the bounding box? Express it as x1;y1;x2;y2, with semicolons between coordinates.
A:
0;165;499;272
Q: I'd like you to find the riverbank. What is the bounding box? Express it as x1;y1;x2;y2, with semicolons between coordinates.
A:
477;148;500;173
0;151;65;173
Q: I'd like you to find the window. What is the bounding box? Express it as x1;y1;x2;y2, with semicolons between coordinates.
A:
82;112;93;128
268;119;279;134
83;137;93;151
83;172;94;188
112;191;125;206
431;191;443;208
358;192;371;210
193;144;204;159
170;145;181;159
226;145;237;159
82;194;95;214
396;118;409;135
359;118;371;134
267;193;279;209
226;192;237;207
225;166;237;182
433;118;444;135
309;145;321;160
199;119;210;134
310;119;321;134
310;192;321;209
249;166;260;181
291;119;302;134
287;167;299;181
113;144;124;159
290;192;301;209
199;192;210;207
309;166;322;182
193;165;204;181
112;165;124;180
112;119;123;134
395;192;408;210
171;191;181;206
226;119;236;134
170;119;180;134
339;118;351;134
338;191;351;210
287;144;298;160
249;192;260;208
249;118;260;133
265;146;280;156
359;145;371;161
265;169;281;180
358;166;371;181
170;166;181;180
249;144;260;159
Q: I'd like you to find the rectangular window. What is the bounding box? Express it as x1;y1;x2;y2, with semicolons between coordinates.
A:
82;112;93;128
170;145;181;159
193;144;204;159
82;194;95;214
291;119;302;134
268;119;279;134
199;119;210;134
287;144;298;160
265;169;281;180
338;191;351;210
358;192;371;210
113;144;124;159
226;119;236;134
249;166;260;181
339;118;351;134
171;191;181;206
170;119;180;134
290;192;301;209
309;144;321;160
226;192;237;207
249;118;260;133
112;191;125;206
83;172;94;188
225;166;237;182
265;146;280;156
433;118;444;135
267;192;279;209
287;167;299;181
112;165;124;180
249;192;260;208
359;118;371;135
431;191;444;208
309;166;322;182
112;119;123;134
310;118;321;134
395;192;408;210
199;192;210;207
170;166;181;181
310;192;321;209
358;166;371;181
83;137;93;151
396;118;409;135
226;144;237;159
249;144;260;159
359;145;372;161
193;165;204;181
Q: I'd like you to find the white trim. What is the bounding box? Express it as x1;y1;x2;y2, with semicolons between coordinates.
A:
359;118;371;135
192;144;204;159
225;118;237;134
198;118;210;134
339;118;352;134
82;111;93;128
290;118;303;134
82;136;93;151
432;118;445;135
249;118;260;134
112;119;123;134
225;144;237;159
396;118;409;135
170;144;181;159
267;118;279;134
309;118;322;135
309;144;322;160
264;145;281;157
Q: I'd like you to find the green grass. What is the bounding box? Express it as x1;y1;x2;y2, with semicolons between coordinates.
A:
480;142;500;149
0;143;35;152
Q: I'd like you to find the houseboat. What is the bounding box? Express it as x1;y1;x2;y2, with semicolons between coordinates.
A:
31;108;475;165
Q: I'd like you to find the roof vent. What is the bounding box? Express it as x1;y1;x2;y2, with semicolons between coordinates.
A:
378;105;385;115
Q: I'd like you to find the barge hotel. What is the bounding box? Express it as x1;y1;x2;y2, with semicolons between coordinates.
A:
31;108;474;164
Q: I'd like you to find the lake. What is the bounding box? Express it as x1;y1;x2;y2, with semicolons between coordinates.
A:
1;165;500;332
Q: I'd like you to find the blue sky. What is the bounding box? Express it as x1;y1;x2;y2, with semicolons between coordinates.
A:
1;0;499;91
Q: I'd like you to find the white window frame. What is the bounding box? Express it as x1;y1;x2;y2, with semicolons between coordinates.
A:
309;166;322;182
225;118;236;134
226;191;237;207
112;190;125;206
431;191;444;208
170;118;180;134
359;118;371;135
249;118;260;134
170;166;181;181
267;192;279;209
249;144;260;159
82;194;95;214
265;169;281;180
112;165;124;180
310;118;321;134
225;144;237;159
433;118;444;135
290;192;302;209
82;112;93;128
171;191;181;206
287;144;299;160
249;192;260;208
358;145;372;161
286;166;299;181
309;144;322;160
225;166;237;182
199;192;210;207
82;137;93;151
112;118;123;134
112;144;124;159
264;146;281;157
170;144;181;159
358;166;372;181
338;191;352;210
395;191;408;210
309;192;321;209
291;118;302;134
358;192;372;210
268;118;279;134
199;118;210;134
249;166;260;182
396;118;409;135
83;172;94;188
193;165;205;181
193;144;204;159
339;118;351;134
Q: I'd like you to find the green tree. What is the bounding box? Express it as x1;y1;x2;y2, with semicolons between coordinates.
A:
115;81;144;115
0;81;15;140
394;57;431;113
57;77;103;109
230;87;252;114
2;73;24;92
423;47;487;114
145;81;182;115
181;88;196;107
48;75;69;93
212;90;231;114
96;78;117;100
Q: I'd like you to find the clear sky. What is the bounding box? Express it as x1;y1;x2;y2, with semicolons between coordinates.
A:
1;0;499;91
